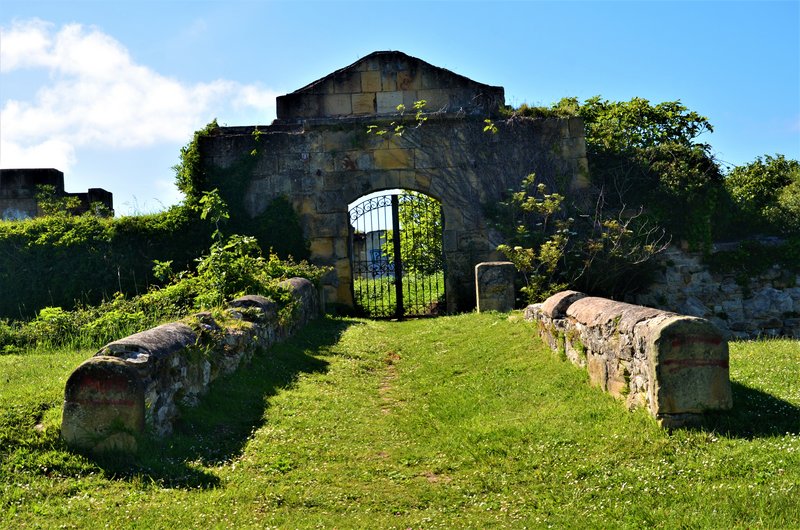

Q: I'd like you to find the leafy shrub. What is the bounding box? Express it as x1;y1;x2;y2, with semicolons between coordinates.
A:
1;234;326;352
492;174;667;303
724;154;800;235
0;205;213;319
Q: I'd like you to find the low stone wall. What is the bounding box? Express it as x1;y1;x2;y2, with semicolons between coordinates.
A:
62;278;319;453
525;291;732;428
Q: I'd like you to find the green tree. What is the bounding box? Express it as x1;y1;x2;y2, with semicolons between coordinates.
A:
550;96;723;249
382;191;443;275
724;154;800;234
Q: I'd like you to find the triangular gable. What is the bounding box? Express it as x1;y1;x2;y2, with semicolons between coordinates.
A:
276;51;504;120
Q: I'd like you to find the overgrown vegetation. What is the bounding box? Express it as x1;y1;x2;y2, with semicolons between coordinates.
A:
0;231;324;354
0;205;212;319
0;119;310;323
492;96;800;303
1;314;798;527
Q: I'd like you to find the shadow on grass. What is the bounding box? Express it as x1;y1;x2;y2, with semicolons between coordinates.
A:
700;381;800;439
96;316;357;489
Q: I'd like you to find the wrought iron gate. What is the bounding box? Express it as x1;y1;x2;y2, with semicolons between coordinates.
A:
349;191;445;318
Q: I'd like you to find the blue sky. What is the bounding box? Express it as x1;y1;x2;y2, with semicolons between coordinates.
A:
2;0;798;215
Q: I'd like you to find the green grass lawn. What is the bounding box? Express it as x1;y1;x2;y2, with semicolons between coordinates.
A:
352;271;445;317
1;313;799;528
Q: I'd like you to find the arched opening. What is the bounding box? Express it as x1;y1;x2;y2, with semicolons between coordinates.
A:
348;189;445;318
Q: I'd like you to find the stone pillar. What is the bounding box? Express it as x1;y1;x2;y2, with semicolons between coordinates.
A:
62;356;145;453
475;261;516;312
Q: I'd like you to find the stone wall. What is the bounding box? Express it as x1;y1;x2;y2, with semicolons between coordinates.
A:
62;278;319;453
525;291;732;428
198;51;589;313
632;246;800;340
0;168;114;220
276;50;504;120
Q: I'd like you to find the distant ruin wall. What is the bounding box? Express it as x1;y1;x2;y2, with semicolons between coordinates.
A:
0;168;113;220
62;278;319;453
525;291;732;428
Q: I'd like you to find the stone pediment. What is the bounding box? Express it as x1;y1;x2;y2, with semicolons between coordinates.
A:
276;51;504;121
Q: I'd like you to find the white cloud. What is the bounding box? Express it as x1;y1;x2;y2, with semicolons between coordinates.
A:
0;138;76;172
0;19;279;165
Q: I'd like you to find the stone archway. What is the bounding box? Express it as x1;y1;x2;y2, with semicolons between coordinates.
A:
198;51;589;313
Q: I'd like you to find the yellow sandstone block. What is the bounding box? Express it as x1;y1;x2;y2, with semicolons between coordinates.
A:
374;148;412;170
360;70;381;92
352;93;376;115
323;94;352;117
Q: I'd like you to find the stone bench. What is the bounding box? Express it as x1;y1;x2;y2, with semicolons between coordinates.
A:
62;278;319;453
525;291;732;428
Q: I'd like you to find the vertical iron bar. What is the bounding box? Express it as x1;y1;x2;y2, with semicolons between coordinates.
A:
391;194;404;318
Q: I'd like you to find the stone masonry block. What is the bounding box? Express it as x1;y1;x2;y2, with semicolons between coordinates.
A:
569;117;585;138
570;158;591;191
334;70;361;94
402;90;421;109
541;290;587;319
309;152;334;174
647;315;732;415
360;70;381;92
562;137;587;159
381;70;397;92
417;89;450;112
397;70;420;91
377;91;403;114
323;130;358;152
352;93;376;115
323;94;353;117
310;237;335;260
62;356;145;453
374;148;412;170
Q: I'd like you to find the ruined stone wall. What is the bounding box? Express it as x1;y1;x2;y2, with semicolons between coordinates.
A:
62;278;318;453
633;247;800;340
0;168;114;220
525;291;732;428
200;116;587;312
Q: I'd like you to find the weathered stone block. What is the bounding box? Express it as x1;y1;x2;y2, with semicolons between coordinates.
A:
310;237;334;259
397;70;420;90
381;70;397;92
417;89;450;111
334;70;361;94
568;117;585;138
323;94;353;117
374;148;413;170
540;290;587;319
475;261;516;313
352;93;376;115
377;91;403;114
62;356;145;453
647;316;732;415
360;70;381;92
322;130;358;152
527;291;732;427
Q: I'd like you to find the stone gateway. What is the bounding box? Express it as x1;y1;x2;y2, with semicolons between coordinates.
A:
197;51;589;313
